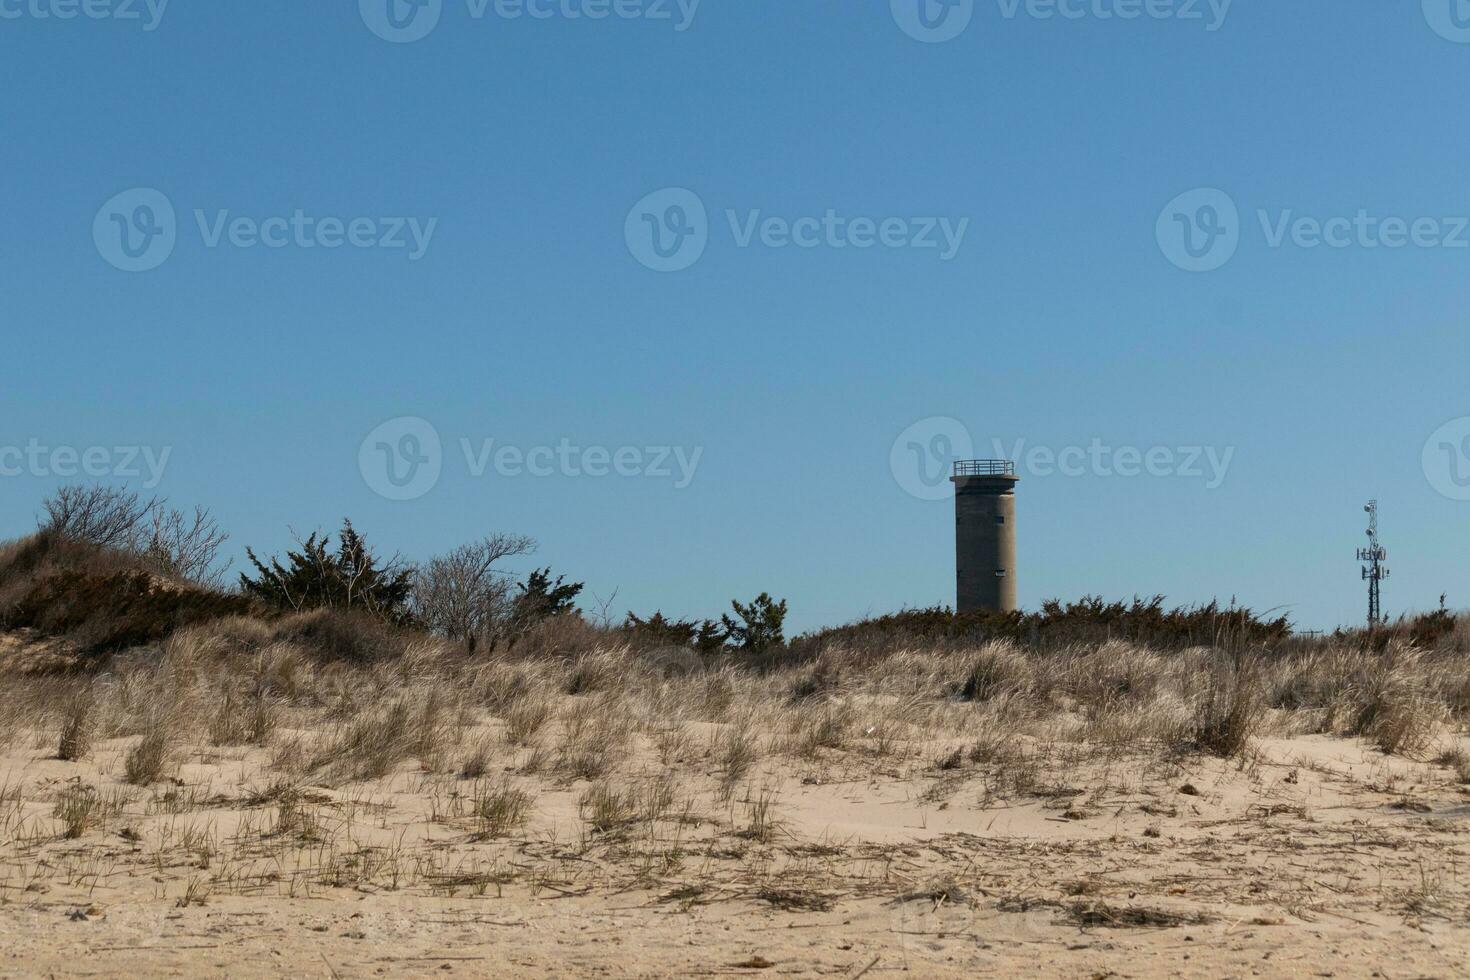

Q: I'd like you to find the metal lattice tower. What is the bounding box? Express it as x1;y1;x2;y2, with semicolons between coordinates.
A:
1357;500;1390;629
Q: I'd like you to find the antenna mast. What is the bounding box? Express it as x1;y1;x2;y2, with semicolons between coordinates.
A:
1357;500;1390;630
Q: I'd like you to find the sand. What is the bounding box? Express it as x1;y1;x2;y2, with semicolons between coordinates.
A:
0;722;1466;978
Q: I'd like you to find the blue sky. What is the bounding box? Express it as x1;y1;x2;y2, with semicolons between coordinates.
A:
3;0;1470;633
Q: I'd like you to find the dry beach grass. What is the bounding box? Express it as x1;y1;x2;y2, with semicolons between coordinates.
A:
0;617;1468;977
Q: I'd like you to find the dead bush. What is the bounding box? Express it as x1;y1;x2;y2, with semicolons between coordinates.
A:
1370;693;1444;757
52;784;125;839
1061;642;1165;707
271;609;411;665
0;527;253;654
1436;746;1470;783
175;616;274;660
1346;644;1442;756
504;695;552;745
579;781;634;833
459;736;496;779
207;693;278;747
124;723;172;785
472;778;532;837
476;661;546;713
788;659;842;703
953;642;1032;703
318;698;415;781
57;689;96;761
1192;661;1265;758
562;648;632;696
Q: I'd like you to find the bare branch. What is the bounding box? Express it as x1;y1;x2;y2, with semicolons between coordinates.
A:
411;534;538;641
39;485;230;589
38;485;157;550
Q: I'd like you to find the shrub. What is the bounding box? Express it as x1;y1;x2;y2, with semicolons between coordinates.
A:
792;606;1021;657
1335;609;1462;653
39;485;230;588
504;697;552;745
320;698;415;781
722;593;788;652
57;690;95;761
953;642;1032;703
240;521;414;623
459;737;495;779
472;779;531;837
1192;661;1265;758
0;533;254;656
40;485;155;550
510;568;583;626
139;505;231;589
208;693;277;746
623;611;725;653
794;597;1292;658
579;781;634;833
53;785;108;839
270;608;411;665
411;534;537;643
124;725;172;785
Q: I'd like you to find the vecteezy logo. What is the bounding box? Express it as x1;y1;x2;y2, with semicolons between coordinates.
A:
360;0;442;43
93;188;176;273
890;0;974;43
890;416;973;501
1156;188;1240;272
359;417;442;500
1424;0;1470;42
1423;417;1470;501
625;188;708;272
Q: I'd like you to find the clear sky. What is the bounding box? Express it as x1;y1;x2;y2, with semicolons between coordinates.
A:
3;0;1469;634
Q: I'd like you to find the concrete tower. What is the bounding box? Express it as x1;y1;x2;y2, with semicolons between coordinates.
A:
951;460;1018;614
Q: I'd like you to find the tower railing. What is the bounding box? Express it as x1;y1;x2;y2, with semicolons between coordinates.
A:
953;459;1016;477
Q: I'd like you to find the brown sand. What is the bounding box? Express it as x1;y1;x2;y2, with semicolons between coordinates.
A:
0;723;1466;978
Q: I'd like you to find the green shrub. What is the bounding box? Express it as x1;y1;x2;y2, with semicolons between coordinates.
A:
510;568;583;626
623;611;724;653
240;521;413;623
794;596;1291;658
722;593;788;653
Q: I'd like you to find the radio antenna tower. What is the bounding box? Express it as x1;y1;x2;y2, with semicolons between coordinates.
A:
1357;500;1390;630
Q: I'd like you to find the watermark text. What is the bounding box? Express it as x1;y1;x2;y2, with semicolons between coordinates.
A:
627;188;969;272
994;438;1234;488
0;0;167;30
0;440;171;488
